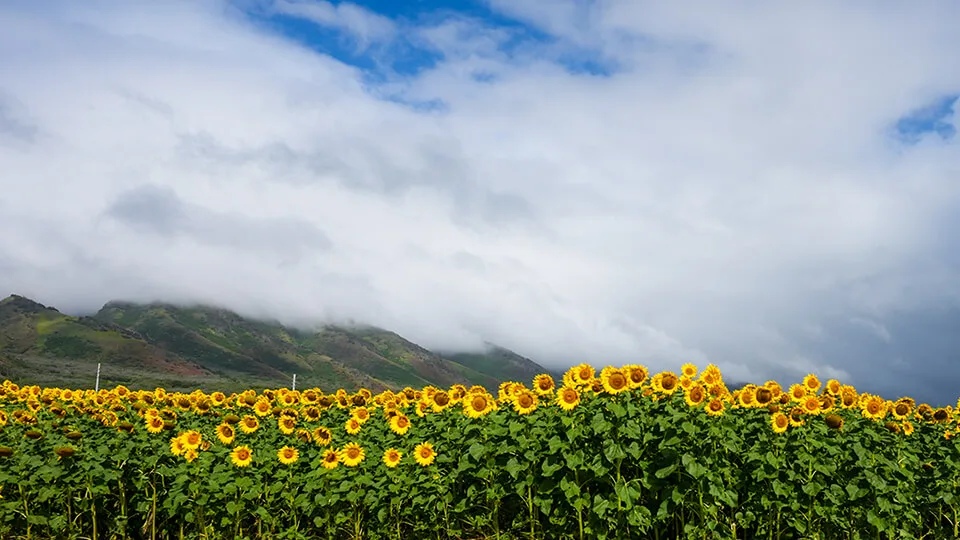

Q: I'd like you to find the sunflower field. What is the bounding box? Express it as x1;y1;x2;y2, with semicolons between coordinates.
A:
0;363;959;540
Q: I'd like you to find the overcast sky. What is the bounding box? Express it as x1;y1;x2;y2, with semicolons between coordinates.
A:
1;0;959;404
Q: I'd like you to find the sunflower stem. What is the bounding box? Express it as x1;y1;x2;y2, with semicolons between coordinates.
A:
18;484;31;540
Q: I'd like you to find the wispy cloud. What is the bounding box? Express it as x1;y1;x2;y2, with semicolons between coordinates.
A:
1;0;959;403
267;0;396;50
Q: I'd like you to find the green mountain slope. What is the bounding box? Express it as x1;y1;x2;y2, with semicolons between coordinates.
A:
0;294;553;392
0;295;215;390
441;344;557;386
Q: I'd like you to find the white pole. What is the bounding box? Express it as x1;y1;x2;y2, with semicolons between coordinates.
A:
95;363;101;392
292;373;296;391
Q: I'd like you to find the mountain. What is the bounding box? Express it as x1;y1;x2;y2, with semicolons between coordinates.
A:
0;294;551;393
441;344;559;387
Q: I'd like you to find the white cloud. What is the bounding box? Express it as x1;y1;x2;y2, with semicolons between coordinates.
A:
269;0;396;50
1;0;959;402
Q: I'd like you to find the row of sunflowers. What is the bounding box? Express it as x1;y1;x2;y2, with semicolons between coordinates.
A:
1;363;959;539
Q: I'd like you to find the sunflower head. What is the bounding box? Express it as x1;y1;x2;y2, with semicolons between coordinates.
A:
390;414;411;435
383;447;402;468
532;374;555;395
802;396;822;415
771;412;789;434
705;398;725;416
626;365;649;389
824;413;844;430
432;391;451;409
464;393;495;419
600;367;630;395
658;372;679;395
277;446;299;465
340;442;365;467
414;441;436;467
321;448;339;469
313;426;333;446
802;374;821;393
684;383;707;408
556;386;581;411
513;390;538;415
230;445;253;467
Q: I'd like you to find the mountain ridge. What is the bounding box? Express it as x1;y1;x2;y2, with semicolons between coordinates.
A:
0;294;550;393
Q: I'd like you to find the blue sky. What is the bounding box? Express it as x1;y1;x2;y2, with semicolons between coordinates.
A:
241;0;616;82
895;93;958;143
1;0;960;404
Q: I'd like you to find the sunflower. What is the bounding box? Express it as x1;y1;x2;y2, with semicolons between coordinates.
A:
180;430;202;450
737;386;757;408
340;442;365;467
383;447;402;468
277;446;299;465
463;393;496;419
891;399;913;420
562;363;594;389
788;384;808;402
699;364;722;386
54;446;76;459
532;374;555;396
600;367;630;395
146;416;165;434
705;398;725;416
352;407;371;424
802;395;822;415
431;391;452;412
170;436;186;456
862;396;887;421
771;412;789;434
824;414;843;430
275;415;295;435
825;379;842;395
239;415;260;434
802;374;821;393
313;426;333;446
345;417;362;435
449;384;467;404
657;372;680;395
684;383;707;408
211;424;234;446
231;445;253;467
390;414;411;435
556;386;581;411
415;400;431;418
681;363;697;379
840;388;859;409
183;449;199;463
253;398;273;417
414;442;436;467
513;390;538;415
302;406;321;422
755;387;773;405
321;448;339;469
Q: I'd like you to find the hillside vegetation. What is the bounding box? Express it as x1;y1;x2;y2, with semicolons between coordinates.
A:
0;295;547;393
